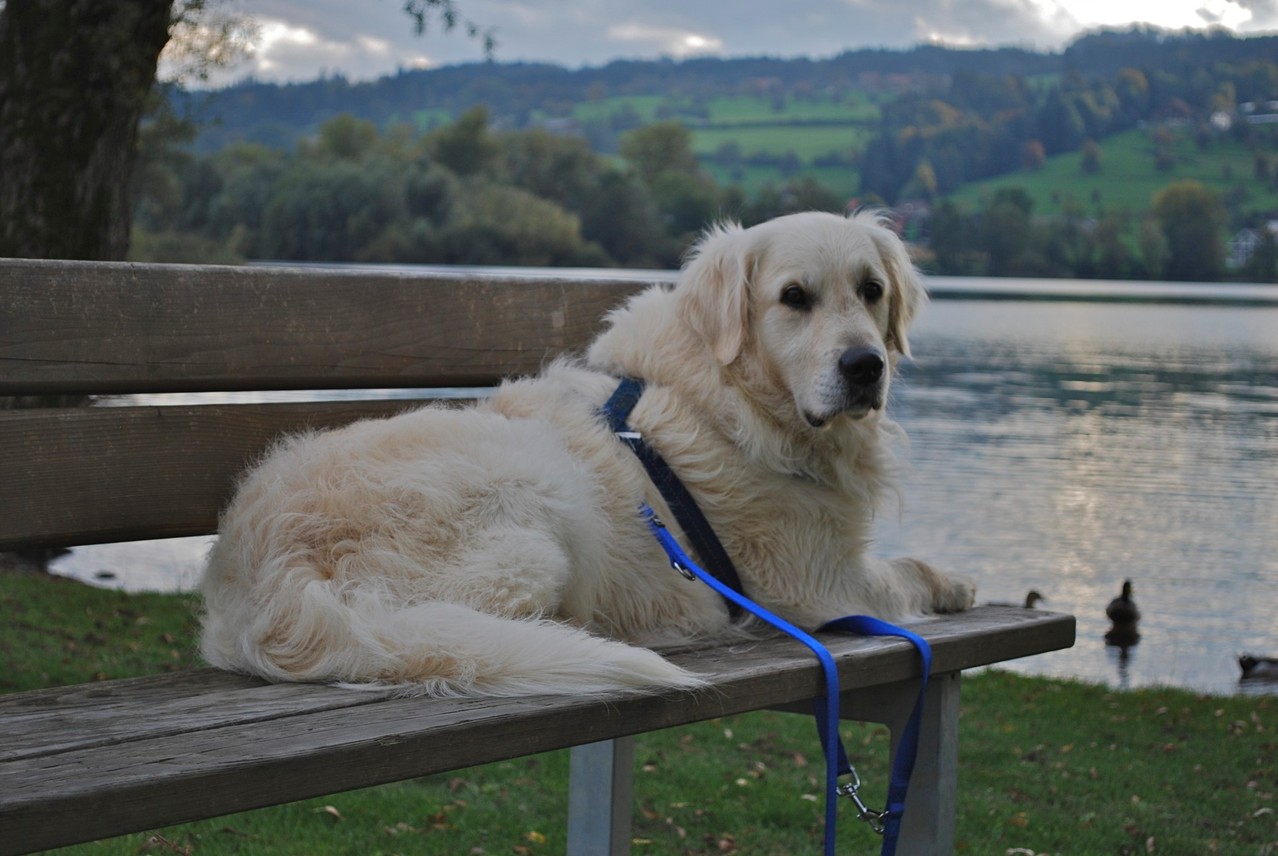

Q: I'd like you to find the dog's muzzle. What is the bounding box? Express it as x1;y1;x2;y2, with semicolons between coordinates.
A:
803;347;887;428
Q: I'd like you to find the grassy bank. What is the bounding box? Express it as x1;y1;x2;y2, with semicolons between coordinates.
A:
946;126;1278;219
3;571;1274;855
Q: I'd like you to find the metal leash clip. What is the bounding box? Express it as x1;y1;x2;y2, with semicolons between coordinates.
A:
836;767;887;835
642;508;698;580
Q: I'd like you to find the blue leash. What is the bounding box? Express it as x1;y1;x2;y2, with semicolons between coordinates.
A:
603;377;932;855
642;506;931;856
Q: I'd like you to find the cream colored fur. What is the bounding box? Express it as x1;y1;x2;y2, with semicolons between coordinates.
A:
199;210;976;698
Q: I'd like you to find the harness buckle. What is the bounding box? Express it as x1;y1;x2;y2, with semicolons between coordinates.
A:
836;768;887;835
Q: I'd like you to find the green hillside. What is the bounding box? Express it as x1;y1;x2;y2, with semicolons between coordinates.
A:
946;126;1278;217
564;92;875;199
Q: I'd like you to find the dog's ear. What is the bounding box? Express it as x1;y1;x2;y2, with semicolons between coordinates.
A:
679;222;752;365
865;216;926;358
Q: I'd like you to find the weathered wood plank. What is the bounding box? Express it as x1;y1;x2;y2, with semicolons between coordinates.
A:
0;400;452;549
0;671;392;762
0;608;1073;855
0;259;654;395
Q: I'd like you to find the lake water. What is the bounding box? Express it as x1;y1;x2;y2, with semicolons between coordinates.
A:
49;276;1278;697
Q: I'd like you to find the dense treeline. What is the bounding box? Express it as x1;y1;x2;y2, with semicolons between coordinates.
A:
133;105;1276;281
134;109;847;269
923;182;1272;282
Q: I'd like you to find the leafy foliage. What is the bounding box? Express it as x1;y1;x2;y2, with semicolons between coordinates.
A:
132;108;852;268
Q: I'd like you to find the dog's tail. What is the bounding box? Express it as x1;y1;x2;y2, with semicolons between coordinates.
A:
200;580;704;698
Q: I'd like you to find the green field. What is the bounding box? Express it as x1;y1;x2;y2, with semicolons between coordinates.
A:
572;93;881;129
694;93;882;125
570;93;874;200
571;94;666;125
569;93;1278;220
702;162;861;201
946;126;1278;217
690;124;867;162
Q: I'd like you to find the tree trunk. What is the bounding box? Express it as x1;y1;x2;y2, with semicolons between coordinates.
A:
0;0;173;260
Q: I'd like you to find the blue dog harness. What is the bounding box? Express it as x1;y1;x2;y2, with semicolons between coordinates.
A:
601;376;933;856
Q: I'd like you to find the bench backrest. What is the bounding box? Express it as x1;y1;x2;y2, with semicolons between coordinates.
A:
0;259;667;551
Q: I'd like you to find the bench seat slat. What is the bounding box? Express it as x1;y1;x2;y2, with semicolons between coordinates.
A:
0;400;447;550
0;260;649;395
0;608;1074;856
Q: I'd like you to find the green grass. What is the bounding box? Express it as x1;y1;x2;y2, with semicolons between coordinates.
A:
945;126;1278;218
563;93;1278;226
571;93;881;130
696;94;882;125
701;163;861;201
570;95;666;125
6;570;1275;855
690;124;867;162
0;569;201;692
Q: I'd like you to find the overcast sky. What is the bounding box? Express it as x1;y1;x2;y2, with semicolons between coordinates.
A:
178;0;1278;87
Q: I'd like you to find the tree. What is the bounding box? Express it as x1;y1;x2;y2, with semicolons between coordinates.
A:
0;1;173;259
427;105;499;177
1151;180;1226;281
0;0;488;261
618;121;700;186
1243;227;1277;282
1022;140;1046;171
618;122;720;243
981;188;1034;276
1080;139;1102;175
901;160;939;200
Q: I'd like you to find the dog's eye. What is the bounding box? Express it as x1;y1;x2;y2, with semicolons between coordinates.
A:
860;280;884;304
780;284;810;310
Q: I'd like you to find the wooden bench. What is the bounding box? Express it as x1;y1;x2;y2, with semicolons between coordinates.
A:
0;258;1075;855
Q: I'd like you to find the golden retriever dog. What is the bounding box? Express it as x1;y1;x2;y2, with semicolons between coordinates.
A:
199;210;976;697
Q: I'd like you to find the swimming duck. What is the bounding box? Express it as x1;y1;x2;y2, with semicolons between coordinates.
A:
1104;579;1140;644
1238;655;1278;681
987;590;1046;608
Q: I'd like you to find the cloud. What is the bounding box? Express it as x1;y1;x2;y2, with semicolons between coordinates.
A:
181;0;1277;87
607;22;725;58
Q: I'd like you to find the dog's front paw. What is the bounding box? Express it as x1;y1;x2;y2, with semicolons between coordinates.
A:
935;572;977;613
892;557;977;614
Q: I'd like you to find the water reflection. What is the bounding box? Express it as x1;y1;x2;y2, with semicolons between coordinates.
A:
875;298;1278;696
1104;640;1138;691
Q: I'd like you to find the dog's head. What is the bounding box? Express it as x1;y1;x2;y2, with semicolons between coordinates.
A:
678;210;925;430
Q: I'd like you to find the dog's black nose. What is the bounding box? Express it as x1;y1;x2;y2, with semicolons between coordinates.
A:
838;347;885;387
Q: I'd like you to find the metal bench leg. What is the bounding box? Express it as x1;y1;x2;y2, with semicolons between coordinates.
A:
567;736;634;856
841;670;961;856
